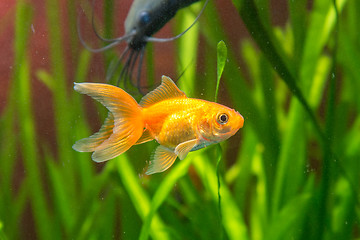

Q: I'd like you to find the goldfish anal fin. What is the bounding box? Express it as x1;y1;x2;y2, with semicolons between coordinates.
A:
146;145;177;175
139;76;186;108
72;112;114;152
135;129;154;145
92;122;142;162
175;139;198;160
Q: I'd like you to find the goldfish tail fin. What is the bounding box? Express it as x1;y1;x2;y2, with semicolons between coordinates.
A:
73;83;144;162
72;112;114;152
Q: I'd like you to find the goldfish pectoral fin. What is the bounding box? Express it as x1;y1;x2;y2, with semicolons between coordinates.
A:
139;76;187;108
146;145;177;175
135;129;154;145
174;139;198;160
72;112;114;152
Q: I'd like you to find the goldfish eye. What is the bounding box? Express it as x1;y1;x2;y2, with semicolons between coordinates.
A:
217;113;228;125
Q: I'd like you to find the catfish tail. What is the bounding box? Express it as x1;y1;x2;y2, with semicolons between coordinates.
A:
73;82;144;162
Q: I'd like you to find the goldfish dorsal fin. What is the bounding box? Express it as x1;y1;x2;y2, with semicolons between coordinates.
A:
146;145;178;175
139;76;186;108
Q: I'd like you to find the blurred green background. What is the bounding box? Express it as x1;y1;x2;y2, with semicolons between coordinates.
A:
0;0;359;239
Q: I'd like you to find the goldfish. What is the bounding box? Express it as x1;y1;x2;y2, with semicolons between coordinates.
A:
73;76;244;174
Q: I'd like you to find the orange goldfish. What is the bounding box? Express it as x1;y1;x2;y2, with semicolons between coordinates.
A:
73;76;244;174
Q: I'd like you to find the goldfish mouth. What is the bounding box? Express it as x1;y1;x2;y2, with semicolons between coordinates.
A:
238;114;245;129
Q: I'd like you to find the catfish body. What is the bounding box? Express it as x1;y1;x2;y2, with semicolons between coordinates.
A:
125;0;200;49
79;0;207;94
